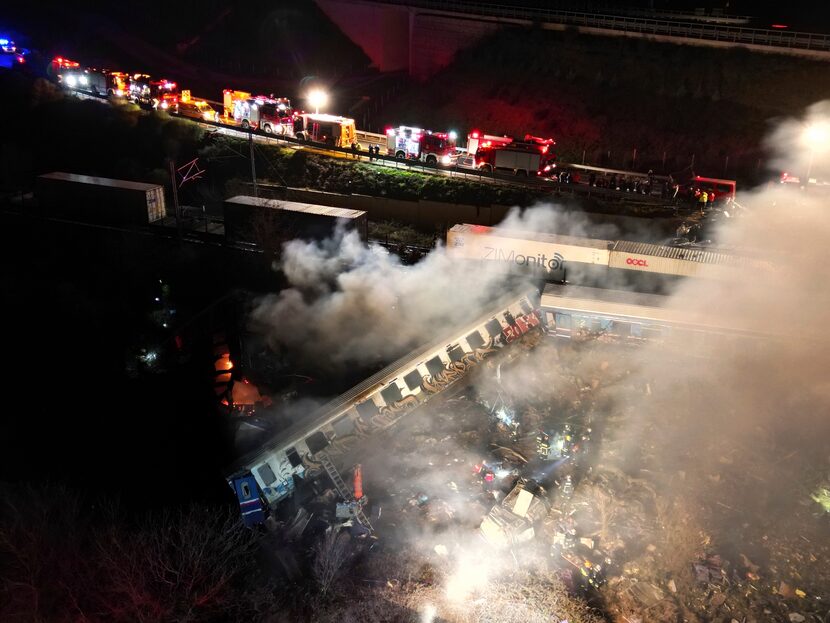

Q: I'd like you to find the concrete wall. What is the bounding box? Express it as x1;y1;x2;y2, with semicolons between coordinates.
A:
315;0;411;72
315;0;498;80
410;15;498;80
255;185;512;229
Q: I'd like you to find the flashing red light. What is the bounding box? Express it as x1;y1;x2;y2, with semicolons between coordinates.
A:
16;55;25;64
771;23;788;29
53;56;79;68
541;145;548;154
470;131;480;139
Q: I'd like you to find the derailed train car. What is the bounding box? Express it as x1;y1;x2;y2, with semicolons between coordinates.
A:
227;287;544;527
446;224;769;290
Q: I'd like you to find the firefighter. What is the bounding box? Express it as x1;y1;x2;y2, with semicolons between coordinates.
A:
536;431;552;459
698;190;709;211
579;560;606;589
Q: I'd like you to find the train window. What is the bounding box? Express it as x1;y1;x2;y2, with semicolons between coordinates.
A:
520;300;533;315
332;416;354;437
381;384;403;405
466;331;485;349
503;311;516;326
610;321;631;337
305;431;329;454
356;400;378;420
256;463;277;486
425;356;445;377
485;319;503;337
641;326;662;339
630;323;643;337
448;345;465;362
554;313;571;329
241;482;251;498
286;447;302;468
404;368;423;391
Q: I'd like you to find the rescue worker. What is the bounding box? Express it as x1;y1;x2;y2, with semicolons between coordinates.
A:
709;190;716;205
580;560;606;589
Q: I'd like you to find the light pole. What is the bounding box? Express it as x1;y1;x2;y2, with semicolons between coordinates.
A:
307;89;328;115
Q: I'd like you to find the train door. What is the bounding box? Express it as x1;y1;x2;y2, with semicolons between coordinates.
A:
231;473;266;528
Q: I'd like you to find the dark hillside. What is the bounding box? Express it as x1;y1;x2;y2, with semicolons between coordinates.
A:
383;27;830;182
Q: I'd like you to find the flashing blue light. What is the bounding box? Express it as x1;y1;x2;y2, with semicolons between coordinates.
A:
0;39;9;46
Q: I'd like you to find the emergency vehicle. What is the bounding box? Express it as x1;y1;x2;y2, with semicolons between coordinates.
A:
223;90;294;133
59;67;107;96
294;113;357;148
386;125;458;165
129;75;178;109
105;71;131;98
465;131;556;176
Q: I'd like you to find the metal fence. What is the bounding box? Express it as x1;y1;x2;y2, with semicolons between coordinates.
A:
368;0;830;53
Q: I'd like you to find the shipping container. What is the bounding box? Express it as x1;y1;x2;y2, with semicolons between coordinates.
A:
608;240;765;279
35;172;166;226
223;196;368;247
446;223;610;282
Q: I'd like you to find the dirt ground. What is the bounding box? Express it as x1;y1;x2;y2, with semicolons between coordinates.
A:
326;334;830;623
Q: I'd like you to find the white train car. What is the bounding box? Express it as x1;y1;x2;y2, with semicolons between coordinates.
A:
447;224;768;284
228;287;543;526
539;284;769;355
446;223;610;282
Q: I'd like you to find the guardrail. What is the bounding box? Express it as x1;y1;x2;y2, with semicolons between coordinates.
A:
367;0;830;53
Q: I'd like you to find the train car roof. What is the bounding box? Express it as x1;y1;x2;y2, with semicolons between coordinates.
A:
611;240;761;268
541;283;739;332
228;284;539;474
38;171;163;192
224;196;366;220
449;223;612;251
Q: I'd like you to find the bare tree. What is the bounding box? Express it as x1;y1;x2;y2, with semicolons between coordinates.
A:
96;506;260;623
312;529;352;597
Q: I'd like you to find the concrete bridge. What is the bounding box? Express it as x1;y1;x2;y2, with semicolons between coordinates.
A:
315;0;830;80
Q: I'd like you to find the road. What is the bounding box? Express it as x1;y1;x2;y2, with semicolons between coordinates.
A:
67;87;673;207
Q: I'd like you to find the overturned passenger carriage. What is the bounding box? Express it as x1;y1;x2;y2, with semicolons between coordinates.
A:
227;287;544;527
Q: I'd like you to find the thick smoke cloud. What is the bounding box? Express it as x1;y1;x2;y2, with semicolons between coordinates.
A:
349;103;830;620
251;206;621;372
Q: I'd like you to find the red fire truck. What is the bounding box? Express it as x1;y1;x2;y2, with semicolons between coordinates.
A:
465;131;556;176
129;75;178;109
224;90;294;133
385;125;458;165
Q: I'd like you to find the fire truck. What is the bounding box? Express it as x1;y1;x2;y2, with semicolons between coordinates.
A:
385;125;458;165
465;131;556;176
58;67;107;97
294;113;357;148
105;71;131;98
223;90;294;133
129;75;178;109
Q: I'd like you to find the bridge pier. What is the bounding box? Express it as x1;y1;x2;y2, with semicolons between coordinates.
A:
315;0;499;80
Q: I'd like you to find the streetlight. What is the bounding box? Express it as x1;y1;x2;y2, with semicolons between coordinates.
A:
803;122;829;181
307;89;328;114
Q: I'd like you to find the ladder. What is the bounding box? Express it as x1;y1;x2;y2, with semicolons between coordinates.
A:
318;453;373;531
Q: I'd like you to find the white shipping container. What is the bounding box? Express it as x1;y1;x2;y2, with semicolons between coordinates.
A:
447;224;611;275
